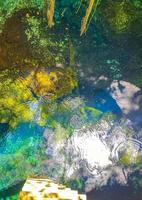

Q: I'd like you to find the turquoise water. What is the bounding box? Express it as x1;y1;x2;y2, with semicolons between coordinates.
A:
0;123;44;154
0;123;45;194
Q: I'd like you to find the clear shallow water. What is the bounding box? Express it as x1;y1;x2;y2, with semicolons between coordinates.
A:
0;86;123;195
79;83;122;115
0;123;44;154
0;123;45;193
1;82;142;199
0;5;142;199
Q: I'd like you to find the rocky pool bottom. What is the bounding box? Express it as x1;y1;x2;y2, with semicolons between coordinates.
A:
0;2;142;198
0;84;142;199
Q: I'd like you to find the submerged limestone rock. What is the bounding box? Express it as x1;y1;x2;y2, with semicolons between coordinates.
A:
19;177;86;200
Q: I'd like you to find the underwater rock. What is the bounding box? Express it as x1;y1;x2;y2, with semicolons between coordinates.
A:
19;177;86;200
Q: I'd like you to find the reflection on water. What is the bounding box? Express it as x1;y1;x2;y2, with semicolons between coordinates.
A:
0;66;123;194
79;82;122;115
0;4;142;199
1;66;142;198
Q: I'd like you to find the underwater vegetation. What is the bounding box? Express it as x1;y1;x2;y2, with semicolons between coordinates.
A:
0;67;77;129
0;123;46;192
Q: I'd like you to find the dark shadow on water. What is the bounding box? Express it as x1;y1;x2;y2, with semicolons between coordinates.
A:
0;123;9;141
87;170;142;200
87;184;142;200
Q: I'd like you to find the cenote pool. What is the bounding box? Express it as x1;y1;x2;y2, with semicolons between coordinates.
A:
0;0;142;199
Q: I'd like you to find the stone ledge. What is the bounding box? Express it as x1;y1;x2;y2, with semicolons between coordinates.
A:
19;177;86;200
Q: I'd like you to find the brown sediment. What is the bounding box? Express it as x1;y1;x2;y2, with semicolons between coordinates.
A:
0;10;33;72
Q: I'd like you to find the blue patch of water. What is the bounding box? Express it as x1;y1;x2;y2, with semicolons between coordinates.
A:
0;123;44;154
79;82;122;115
